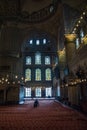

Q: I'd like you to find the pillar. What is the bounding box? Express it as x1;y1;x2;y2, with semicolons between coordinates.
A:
65;34;76;68
58;48;66;79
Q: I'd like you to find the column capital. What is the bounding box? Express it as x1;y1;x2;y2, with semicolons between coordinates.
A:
83;34;87;44
65;34;77;43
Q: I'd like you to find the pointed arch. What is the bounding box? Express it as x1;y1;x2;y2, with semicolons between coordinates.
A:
35;68;41;81
45;68;51;80
25;68;31;81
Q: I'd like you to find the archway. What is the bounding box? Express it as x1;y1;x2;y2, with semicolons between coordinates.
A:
21;29;59;98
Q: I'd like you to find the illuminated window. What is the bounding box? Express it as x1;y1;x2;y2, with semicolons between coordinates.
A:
43;39;46;44
76;38;80;49
57;86;60;96
26;56;31;65
80;29;84;43
80;29;84;38
45;56;50;65
35;87;41;97
30;40;33;44
25;88;31;97
36;40;40;45
45;68;51;81
55;57;58;65
46;87;52;97
25;69;31;81
50;6;54;12
35;52;41;64
35;69;41;81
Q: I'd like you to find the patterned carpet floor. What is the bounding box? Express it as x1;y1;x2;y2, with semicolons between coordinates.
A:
0;100;87;130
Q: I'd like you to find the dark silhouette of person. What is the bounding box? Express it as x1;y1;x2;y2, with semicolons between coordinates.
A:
34;99;39;108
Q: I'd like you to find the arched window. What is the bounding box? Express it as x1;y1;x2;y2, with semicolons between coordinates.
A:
29;39;33;44
35;52;41;64
80;28;84;43
25;69;31;81
80;28;84;38
45;56;50;65
45;68;51;80
26;56;31;65
36;40;40;45
43;39;46;44
76;38;80;49
35;68;41;81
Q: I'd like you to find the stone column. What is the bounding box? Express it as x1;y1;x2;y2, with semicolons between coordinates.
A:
57;49;66;98
58;48;66;78
65;34;76;69
68;85;79;106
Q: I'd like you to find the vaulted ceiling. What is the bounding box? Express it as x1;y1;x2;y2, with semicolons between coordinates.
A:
0;0;87;33
63;0;87;12
62;0;87;33
21;0;52;13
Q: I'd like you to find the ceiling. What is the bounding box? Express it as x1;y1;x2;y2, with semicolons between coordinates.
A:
62;0;87;12
21;0;52;14
20;0;87;13
0;0;87;33
62;0;87;33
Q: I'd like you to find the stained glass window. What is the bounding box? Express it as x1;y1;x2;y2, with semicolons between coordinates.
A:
25;69;31;81
26;56;31;65
45;56;50;65
45;68;51;80
35;52;41;64
35;68;41;81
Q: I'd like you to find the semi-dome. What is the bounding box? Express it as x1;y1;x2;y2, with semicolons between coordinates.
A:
21;0;52;14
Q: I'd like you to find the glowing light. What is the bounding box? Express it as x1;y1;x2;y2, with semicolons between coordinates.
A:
18;81;20;83
13;81;15;84
72;31;75;34
15;75;18;78
78;20;81;23
80;16;83;19
83;12;85;15
5;79;8;82
76;24;79;27
74;28;76;31
2;78;4;80
21;77;24;80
